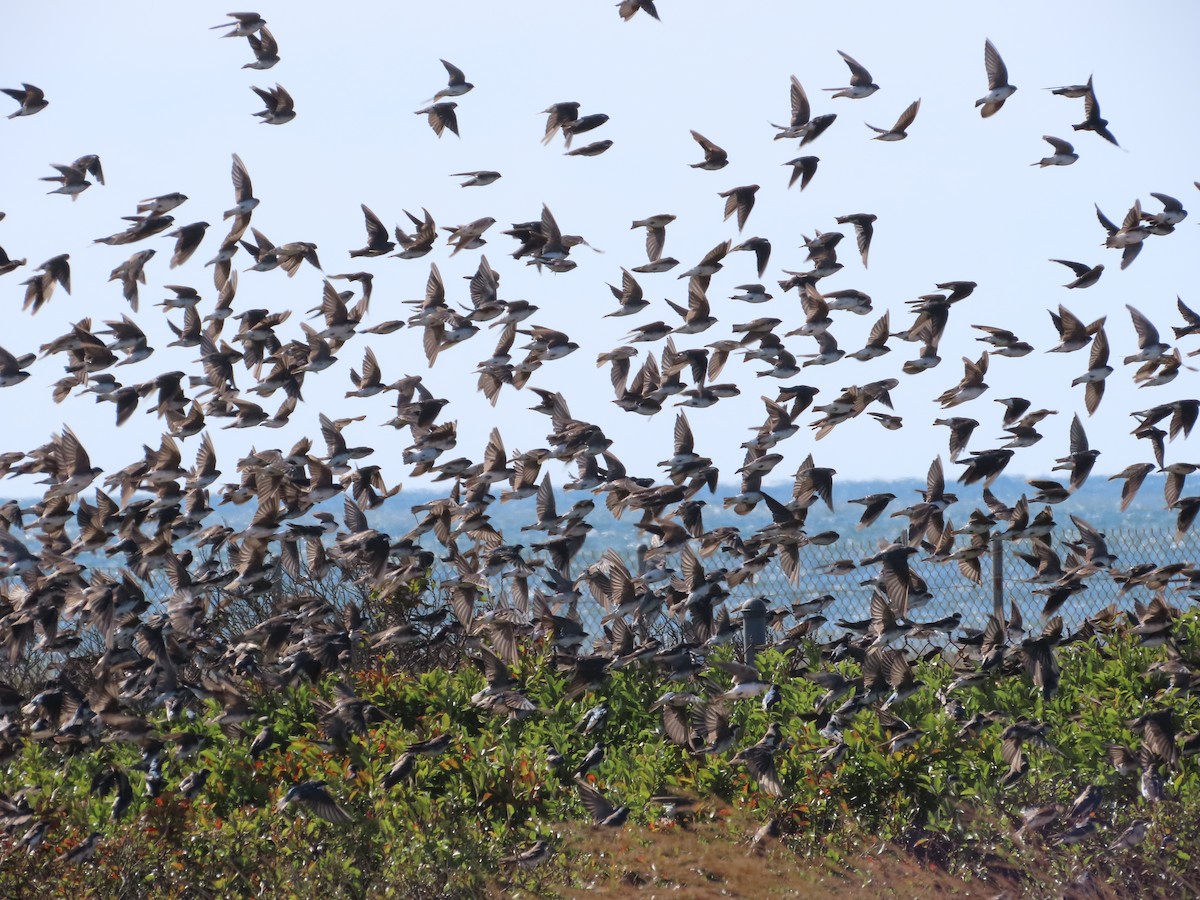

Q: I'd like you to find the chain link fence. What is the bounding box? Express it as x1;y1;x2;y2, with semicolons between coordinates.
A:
113;525;1199;644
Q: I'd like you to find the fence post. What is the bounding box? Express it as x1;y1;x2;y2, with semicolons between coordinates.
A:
991;533;1004;623
742;596;768;665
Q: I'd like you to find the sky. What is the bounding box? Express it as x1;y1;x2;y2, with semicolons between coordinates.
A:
2;2;1199;502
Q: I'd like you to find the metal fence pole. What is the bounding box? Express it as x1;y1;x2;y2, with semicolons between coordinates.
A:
991;534;1003;622
742;596;768;665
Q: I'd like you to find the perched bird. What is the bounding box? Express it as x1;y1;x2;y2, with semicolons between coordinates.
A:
501;839;553;869
1107;820;1150;852
56;832;100;865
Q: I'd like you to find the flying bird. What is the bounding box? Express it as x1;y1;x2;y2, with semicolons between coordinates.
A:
976;39;1016;117
617;0;660;20
243;26;280;69
772;76;836;145
414;102;459;138
225;153;260;220
718;185;759;232
834;213;877;268
350;205;395;257
866;99;919;141
1049;258;1103;289
824;50;880;99
688;130;728;170
428;59;473;101
1073;79;1120;146
783;155;819;190
451;170;501;187
2;83;48;118
276;781;354;825
1033;136;1078;167
211;12;266;37
251;83;295;124
630;214;675;262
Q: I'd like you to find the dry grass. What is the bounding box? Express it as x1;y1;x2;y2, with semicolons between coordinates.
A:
492;821;1004;898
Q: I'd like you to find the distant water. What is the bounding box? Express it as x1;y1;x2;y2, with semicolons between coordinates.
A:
7;473;1195;640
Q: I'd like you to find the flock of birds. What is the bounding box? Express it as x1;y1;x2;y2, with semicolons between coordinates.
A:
1;7;1200;873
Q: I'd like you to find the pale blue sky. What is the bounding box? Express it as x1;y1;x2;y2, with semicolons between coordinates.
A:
2;2;1198;497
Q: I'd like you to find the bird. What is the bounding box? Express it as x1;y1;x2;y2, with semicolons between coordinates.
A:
617;0;660;20
1123;305;1170;365
630;214;676;262
243;26;280;69
211;12;266;37
834;213;876;268
575;781;629;827
350;205;396;258
1073;79;1120;146
40;157;103;200
224;153;260;221
451;171;501;187
866;99;919;140
276;781;354;824
783;156;819;190
1033;136;1078;167
976;39;1016;116
688;130;728;169
56;832;100;865
718;185;759;232
414;102;458;137
771;75;836;145
1050;258;1103;289
250;83;295;124
2;83;48;118
1107;820;1150;852
824;50;880;99
0;344;33;387
428;59;473;101
501;839;553;869
731;723;784;797
1071;327;1111;416
572;134;617;156
167;222;210;268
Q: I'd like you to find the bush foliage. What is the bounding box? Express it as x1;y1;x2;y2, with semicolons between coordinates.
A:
4;610;1200;898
